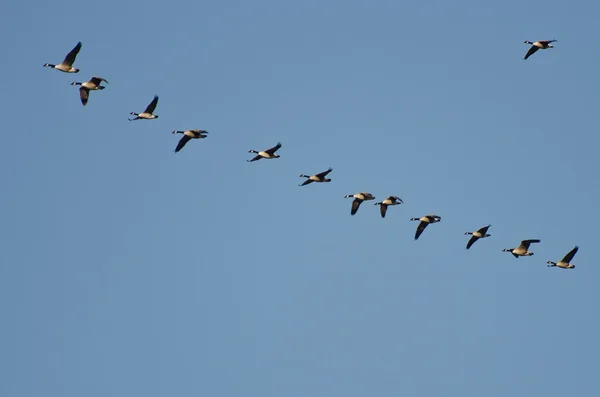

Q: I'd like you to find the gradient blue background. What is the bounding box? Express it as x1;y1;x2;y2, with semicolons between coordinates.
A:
2;1;598;396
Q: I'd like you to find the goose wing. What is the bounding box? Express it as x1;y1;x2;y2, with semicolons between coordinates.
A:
524;45;539;60
63;42;82;66
466;235;479;249
379;203;388;218
560;246;579;263
391;196;404;204
477;224;491;234
350;199;362;215
79;87;89;106
520;239;541;249
247;154;262;162
175;134;192;152
539;39;557;45
144;95;159;114
315;167;333;179
90;76;108;85
265;142;282;155
415;221;428;240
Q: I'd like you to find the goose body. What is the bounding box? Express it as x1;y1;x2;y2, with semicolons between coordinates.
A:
410;215;441;240
344;192;375;215
374;196;403;218
44;42;82;73
299;168;333;186
173;130;208;152
70;76;108;106
130;95;159;120
247;142;282;162
524;40;556;60
465;224;491;249
547;246;578;269
503;239;541;258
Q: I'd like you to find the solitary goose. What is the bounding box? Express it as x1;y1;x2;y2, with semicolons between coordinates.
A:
524;40;557;60
547;246;578;269
71;76;108;106
503;239;541;258
173;130;208;153
344;192;375;215
247;142;282;162
410;215;441;240
374;196;403;218
44;41;82;73
129;95;159;120
299;168;333;186
465;224;491;249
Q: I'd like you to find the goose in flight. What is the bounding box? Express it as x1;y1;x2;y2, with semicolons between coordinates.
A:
344;192;375;215
410;215;441;240
503;239;541;258
173;130;208;153
247;142;282;162
44;41;82;73
524;40;557;60
374;196;403;218
129;95;159;120
299;168;333;186
71;76;108;106
547;246;578;269
465;224;491;249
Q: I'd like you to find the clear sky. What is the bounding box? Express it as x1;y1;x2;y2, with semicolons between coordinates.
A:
1;0;598;396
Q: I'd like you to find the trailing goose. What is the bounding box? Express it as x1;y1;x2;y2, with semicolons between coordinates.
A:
344;192;375;216
503;239;541;258
247;142;282;162
465;224;491;249
173;130;208;153
129;95;159;120
43;42;82;73
410;215;441;240
71;76;108;106
374;196;403;218
299;168;333;186
524;40;557;60
547;246;578;269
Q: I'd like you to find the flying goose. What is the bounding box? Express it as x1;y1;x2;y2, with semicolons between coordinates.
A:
43;42;82;73
344;192;375;215
374;196;403;218
503;239;541;258
173;130;208;153
129;95;159;120
547;246;578;269
465;224;491;249
410;215;441;240
247;142;282;162
71;76;108;106
524;40;557;60
299;168;333;186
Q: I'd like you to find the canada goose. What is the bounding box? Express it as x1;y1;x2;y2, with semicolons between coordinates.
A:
173;130;208;153
524;40;557;60
43;42;82;73
465;224;491;249
503;239;541;258
247;142;282;162
374;196;403;218
70;76;108;106
547;246;578;269
129;95;159;120
410;215;441;240
344;192;375;215
299;168;333;186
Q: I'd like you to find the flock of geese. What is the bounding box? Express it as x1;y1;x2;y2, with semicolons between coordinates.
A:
43;39;579;270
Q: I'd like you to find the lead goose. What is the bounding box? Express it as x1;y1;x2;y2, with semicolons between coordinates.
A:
44;42;82;73
503;239;540;258
344;192;375;215
129;95;159;120
173;130;208;152
410;215;441;240
71;76;108;106
465;224;491;249
523;39;557;60
547;246;578;269
374;196;403;218
299;168;333;186
247;142;282;162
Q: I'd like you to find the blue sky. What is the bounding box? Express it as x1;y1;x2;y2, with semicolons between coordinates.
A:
1;0;598;396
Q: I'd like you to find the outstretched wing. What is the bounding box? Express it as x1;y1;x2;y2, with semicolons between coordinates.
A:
520;239;541;249
477;225;491;234
466;235;479;249
91;76;109;85
524;45;539;60
391;196;404;204
300;179;313;186
316;167;333;178
175;134;192;152
415;221;428;240
350;199;362;215
63;42;82;66
379;204;387;218
540;39;557;45
144;95;159;114
79;87;89;106
247;154;262;162
561;246;579;263
265;142;282;155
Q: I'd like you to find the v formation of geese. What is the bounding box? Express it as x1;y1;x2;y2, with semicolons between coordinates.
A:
43;40;578;269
